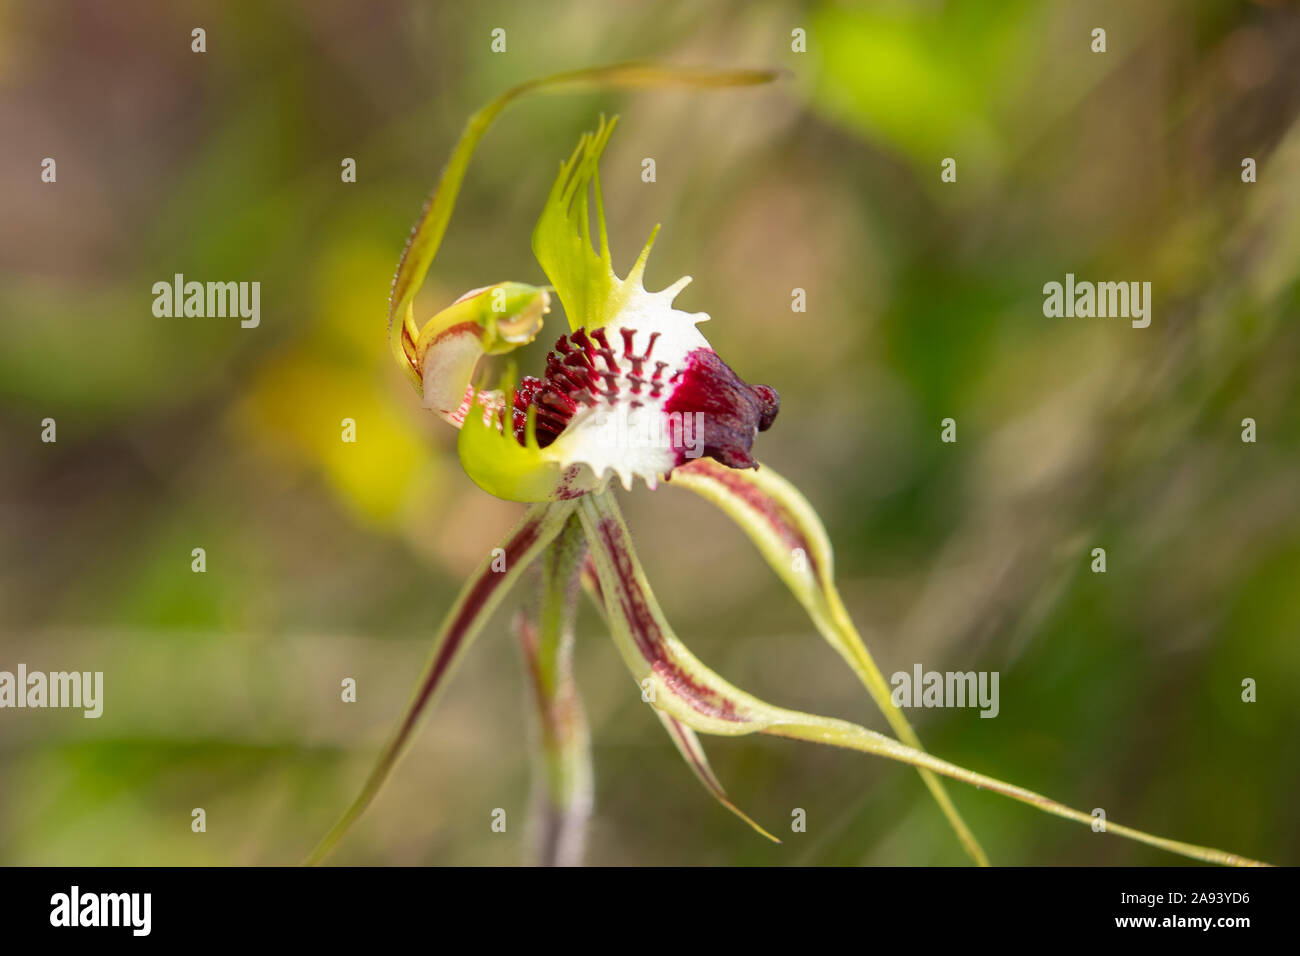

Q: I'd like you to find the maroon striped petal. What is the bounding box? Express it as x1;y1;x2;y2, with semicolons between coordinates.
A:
667;458;988;865
306;501;578;864
578;553;777;841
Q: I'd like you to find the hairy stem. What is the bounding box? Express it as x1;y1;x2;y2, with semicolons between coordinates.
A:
515;515;593;866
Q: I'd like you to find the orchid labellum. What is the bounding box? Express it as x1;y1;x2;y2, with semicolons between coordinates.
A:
307;65;1266;867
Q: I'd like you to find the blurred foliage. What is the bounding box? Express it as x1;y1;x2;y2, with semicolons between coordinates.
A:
0;0;1297;865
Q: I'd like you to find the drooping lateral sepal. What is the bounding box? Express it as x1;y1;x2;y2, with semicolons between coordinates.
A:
305;500;578;864
667;457;987;864
575;489;1265;867
654;710;781;843
577;553;778;841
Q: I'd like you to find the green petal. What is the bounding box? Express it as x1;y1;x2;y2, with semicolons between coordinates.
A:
655;711;782;844
669;457;987;865
531;116;684;338
456;385;589;503
578;489;1267;867
387;63;781;387
533;116;630;332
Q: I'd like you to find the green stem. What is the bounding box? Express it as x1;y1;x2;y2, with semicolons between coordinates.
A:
515;515;593;866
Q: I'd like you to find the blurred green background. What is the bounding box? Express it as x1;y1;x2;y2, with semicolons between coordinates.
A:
2;0;1298;865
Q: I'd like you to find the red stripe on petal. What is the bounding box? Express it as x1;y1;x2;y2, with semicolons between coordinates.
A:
593;514;746;723
675;459;821;578
391;516;542;745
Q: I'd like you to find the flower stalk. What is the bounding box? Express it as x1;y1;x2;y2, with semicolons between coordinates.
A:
515;515;592;866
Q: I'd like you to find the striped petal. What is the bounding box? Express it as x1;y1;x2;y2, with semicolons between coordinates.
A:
668;457;987;864
654;711;781;844
579;554;778;841
306;500;577;864
577;489;1267;867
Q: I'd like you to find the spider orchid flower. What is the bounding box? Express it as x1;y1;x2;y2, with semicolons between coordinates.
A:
308;65;1266;867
